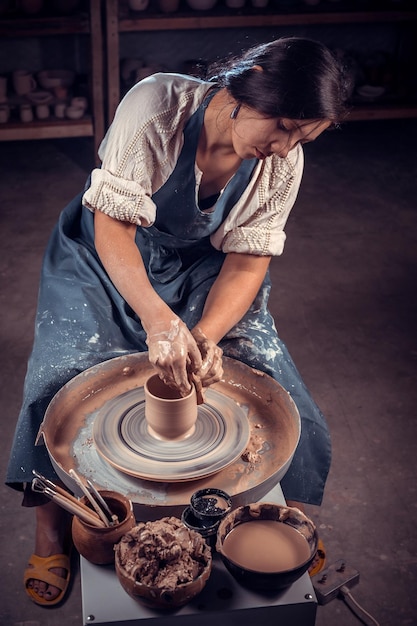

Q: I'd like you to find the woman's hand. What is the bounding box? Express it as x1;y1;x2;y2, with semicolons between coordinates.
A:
93;212;203;396
191;326;223;388
146;318;202;397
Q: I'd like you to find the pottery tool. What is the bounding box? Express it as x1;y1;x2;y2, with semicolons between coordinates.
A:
69;468;111;527
43;487;107;528
32;470;101;518
31;472;106;528
190;371;205;405
86;479;119;525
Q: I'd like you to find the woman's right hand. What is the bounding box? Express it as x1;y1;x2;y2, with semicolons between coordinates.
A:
146;318;202;397
93;213;202;395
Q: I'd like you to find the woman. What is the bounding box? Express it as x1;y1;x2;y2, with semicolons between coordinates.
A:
6;36;352;605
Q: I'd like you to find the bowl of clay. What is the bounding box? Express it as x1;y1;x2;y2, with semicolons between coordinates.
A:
114;516;212;609
216;502;318;590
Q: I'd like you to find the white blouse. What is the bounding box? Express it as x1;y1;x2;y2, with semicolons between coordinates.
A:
82;73;304;257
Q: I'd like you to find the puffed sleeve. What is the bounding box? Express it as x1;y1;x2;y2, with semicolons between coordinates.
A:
210;145;304;256
82;79;165;226
82;74;207;226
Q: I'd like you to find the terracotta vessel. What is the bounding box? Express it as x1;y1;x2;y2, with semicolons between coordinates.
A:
144;374;197;440
72;490;135;565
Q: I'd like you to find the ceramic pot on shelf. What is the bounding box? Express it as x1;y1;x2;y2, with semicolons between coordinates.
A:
35;103;50;120
128;0;149;10
251;0;269;7
226;0;245;8
20;104;33;123
13;70;36;96
0;76;7;104
0;104;10;123
186;0;217;10
158;0;180;12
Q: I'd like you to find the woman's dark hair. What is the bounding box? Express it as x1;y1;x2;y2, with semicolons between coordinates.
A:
209;37;354;123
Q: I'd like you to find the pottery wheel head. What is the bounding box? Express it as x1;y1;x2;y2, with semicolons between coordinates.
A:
92;386;251;482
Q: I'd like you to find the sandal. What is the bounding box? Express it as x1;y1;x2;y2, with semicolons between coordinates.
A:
309;538;326;577
24;553;71;606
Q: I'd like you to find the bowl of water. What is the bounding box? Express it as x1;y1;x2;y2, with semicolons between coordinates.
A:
216;502;318;590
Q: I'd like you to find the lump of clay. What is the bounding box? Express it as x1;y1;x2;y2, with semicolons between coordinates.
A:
115;516;211;591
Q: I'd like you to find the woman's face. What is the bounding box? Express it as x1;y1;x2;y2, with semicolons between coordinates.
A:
231;107;331;160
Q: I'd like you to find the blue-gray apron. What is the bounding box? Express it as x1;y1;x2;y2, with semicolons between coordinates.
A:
6;93;330;506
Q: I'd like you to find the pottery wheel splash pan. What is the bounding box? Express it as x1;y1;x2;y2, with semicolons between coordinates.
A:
92;387;250;482
38;353;301;514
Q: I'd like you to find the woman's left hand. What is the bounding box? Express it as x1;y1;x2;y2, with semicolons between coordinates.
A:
191;326;223;387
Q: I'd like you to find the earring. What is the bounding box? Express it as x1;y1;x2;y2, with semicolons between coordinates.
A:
230;104;241;119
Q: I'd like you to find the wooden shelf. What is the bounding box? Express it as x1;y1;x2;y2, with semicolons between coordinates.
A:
2;1;415;156
0;13;90;37
0;117;94;141
105;0;417;124
117;9;417;32
0;0;104;164
348;103;417;121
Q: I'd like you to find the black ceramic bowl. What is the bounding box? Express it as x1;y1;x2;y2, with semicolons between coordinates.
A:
181;505;219;547
216;503;318;590
190;488;232;523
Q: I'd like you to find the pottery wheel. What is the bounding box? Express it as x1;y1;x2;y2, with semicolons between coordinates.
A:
92;386;250;482
39;353;301;513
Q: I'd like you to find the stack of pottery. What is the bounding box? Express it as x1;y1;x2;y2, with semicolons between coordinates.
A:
65;96;88;119
182;488;232;547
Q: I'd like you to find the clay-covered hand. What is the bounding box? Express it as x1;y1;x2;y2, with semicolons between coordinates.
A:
191;326;223;388
146;319;202;397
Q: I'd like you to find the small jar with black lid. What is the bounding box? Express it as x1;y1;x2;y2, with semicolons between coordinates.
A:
182;488;232;548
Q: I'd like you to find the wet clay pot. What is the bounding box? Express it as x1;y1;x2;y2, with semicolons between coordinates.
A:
144;374;197;440
72;490;135;565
